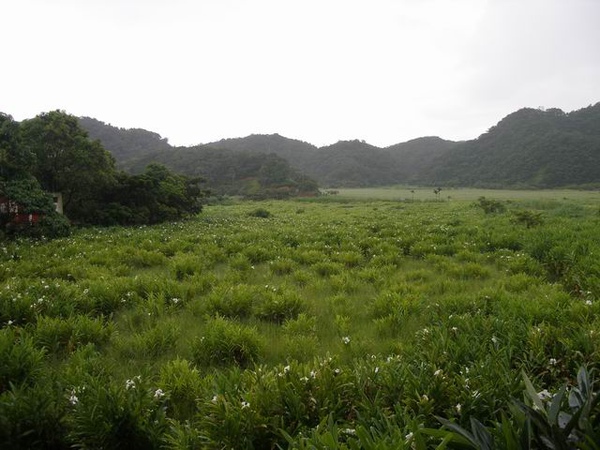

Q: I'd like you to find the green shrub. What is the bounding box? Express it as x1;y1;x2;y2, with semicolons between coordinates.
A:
33;315;112;355
475;196;506;214
159;358;205;420
512;210;544;228
171;255;202;280
118;322;180;359
0;329;45;392
270;258;297;275
282;335;319;362
207;285;262;319
313;261;342;277
256;291;305;324
243;244;273;264
192;317;264;368
0;381;70;449
248;208;271;218
282;313;317;336
69;377;168;449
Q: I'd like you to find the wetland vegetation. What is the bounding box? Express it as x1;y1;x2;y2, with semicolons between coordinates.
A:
1;192;599;448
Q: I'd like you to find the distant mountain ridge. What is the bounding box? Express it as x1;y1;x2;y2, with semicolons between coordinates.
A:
80;103;600;189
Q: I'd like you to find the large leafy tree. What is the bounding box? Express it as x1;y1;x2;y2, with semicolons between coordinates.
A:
20;110;117;219
2;109;205;235
114;163;204;225
1;113;71;238
0;113;34;180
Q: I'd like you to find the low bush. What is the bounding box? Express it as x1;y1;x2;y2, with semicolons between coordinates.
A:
33;315;112;355
248;208;271;218
256;291;305;323
0;329;45;392
192;317;264;368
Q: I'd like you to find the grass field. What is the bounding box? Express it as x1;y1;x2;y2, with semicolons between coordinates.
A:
1;192;599;448
332;186;600;202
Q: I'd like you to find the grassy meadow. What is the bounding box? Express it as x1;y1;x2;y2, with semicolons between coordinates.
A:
1;191;600;448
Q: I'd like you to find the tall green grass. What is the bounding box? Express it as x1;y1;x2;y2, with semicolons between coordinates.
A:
1;195;599;447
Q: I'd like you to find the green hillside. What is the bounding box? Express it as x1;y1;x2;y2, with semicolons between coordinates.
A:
423;104;600;188
79;103;600;189
79;117;173;164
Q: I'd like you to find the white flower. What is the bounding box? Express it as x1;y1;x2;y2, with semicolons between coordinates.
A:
343;428;356;435
211;395;219;403
549;358;557;366
537;389;552;401
342;336;351;345
154;388;165;399
455;403;462;414
434;369;442;377
405;431;414;442
69;394;79;405
451;327;458;332
374;367;379;374
241;401;250;409
310;370;317;379
284;365;290;373
491;336;498;345
125;379;136;390
585;300;593;306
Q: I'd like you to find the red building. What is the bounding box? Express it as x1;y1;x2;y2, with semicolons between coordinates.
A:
0;196;43;226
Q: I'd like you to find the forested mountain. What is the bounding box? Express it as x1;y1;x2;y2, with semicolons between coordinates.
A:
421;104;600;187
302;140;404;187
385;137;459;183
79;103;600;189
79;117;173;163
124;146;319;199
203;134;318;169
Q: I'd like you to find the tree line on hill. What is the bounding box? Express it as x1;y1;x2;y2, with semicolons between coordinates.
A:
82;103;600;189
78;118;321;199
1;111;204;238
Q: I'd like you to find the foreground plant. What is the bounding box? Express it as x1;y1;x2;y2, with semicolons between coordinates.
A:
428;366;600;449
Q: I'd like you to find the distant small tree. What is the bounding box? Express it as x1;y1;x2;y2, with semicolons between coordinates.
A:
475;197;506;214
433;187;442;201
512;210;543;228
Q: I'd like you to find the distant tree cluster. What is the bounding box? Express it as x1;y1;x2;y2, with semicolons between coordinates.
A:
1;111;205;238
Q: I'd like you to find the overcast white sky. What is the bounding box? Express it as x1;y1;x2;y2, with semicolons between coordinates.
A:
2;0;599;147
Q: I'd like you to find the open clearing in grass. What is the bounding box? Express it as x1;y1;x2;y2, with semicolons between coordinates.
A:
1;192;599;447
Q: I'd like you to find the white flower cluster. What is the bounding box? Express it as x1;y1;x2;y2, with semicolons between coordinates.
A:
125;375;141;390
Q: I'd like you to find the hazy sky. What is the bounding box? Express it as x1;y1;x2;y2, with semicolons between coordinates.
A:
2;0;599;147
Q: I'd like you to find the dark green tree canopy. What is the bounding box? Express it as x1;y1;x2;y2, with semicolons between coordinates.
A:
1;110;206;237
20;110;117;213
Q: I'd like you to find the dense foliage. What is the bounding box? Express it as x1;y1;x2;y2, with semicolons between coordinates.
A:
1;194;599;448
78;117;172;162
81;103;600;189
424;104;600;188
124;147;320;199
1;111;204;236
80;122;320;199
